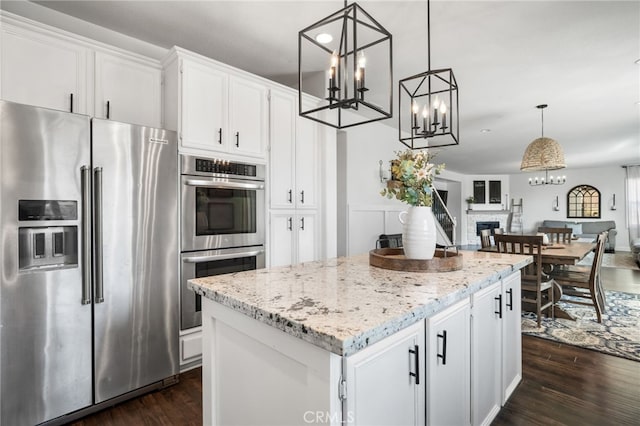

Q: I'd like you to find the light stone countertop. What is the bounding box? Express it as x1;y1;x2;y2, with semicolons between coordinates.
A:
188;250;532;356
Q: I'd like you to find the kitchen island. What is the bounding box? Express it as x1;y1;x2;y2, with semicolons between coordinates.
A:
189;250;532;425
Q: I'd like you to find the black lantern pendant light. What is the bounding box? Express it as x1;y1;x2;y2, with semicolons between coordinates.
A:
298;1;393;129
398;0;459;148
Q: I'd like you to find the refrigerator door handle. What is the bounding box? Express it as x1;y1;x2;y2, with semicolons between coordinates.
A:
81;166;92;305
94;167;105;303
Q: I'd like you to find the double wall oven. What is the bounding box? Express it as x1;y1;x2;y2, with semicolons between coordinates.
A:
180;155;265;330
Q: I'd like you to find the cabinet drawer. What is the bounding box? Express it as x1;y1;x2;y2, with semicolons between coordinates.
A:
181;330;202;364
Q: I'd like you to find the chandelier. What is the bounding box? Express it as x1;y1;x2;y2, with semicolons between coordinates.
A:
398;0;459;149
521;104;567;186
298;1;393;129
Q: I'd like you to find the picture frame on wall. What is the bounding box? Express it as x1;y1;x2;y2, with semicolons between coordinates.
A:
489;180;501;204
473;180;486;204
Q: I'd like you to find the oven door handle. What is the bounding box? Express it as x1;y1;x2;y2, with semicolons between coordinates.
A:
184;178;264;191
183;249;265;263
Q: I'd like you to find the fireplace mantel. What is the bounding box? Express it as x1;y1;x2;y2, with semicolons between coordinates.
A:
467;210;510;215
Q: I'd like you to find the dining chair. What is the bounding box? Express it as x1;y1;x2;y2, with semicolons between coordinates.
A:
537;226;572;244
494;234;555;327
493;228;504;235
548;232;607;322
480;229;492;248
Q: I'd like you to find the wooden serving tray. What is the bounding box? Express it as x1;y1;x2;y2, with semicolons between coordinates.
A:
369;248;463;272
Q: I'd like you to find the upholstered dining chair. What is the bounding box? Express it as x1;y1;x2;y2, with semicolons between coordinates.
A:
494;234;555;327
548;232;607;323
537;226;572;244
480;229;492;248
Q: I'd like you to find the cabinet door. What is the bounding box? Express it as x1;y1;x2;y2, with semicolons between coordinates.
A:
297;213;318;264
471;282;502;426
1;25;88;113
295;110;319;209
345;320;425;426
181;59;227;151
269;90;296;208
427;298;470;426
269;211;295;267
501;272;522;404
94;51;161;127
228;76;267;157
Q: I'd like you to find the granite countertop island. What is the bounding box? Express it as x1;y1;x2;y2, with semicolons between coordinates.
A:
188;250;532;356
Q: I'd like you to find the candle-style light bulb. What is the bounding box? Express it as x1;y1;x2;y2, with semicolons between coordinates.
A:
432;96;440;126
412;101;419;129
329;51;338;91
422;105;429;134
440;103;447;130
357;52;366;92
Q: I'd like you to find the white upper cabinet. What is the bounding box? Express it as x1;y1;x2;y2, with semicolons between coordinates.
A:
163;48;267;159
180;59;228;150
228;76;268;157
1;22;89;114
295;99;319;209
94;51;162;128
269;90;319;210
269;89;296;208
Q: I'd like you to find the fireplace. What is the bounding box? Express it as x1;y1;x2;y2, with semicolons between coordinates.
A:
476;221;500;236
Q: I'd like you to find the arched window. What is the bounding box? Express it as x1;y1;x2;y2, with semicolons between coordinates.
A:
567;185;600;218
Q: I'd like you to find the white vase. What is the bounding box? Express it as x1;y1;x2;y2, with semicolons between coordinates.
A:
398;206;437;260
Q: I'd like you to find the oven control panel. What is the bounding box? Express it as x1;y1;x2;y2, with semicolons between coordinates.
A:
190;158;257;177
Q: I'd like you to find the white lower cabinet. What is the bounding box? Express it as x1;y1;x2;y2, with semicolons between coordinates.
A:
345;320;425;426
269;211;318;267
426;298;471;426
471;281;503;426
180;327;202;371
501;271;522;403
471;271;522;425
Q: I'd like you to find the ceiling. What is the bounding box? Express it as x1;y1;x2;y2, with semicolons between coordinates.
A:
15;1;640;174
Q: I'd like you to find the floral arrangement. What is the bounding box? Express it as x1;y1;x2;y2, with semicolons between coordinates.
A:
380;149;445;206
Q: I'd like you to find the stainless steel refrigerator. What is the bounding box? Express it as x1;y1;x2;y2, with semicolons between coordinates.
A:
0;100;179;425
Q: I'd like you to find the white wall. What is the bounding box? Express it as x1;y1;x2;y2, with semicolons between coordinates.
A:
509;166;630;251
340;120;485;253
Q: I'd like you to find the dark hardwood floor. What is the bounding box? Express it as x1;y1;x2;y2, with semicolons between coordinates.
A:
69;259;640;425
69;367;202;426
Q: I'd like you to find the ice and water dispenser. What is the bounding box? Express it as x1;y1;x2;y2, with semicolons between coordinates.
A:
18;200;78;270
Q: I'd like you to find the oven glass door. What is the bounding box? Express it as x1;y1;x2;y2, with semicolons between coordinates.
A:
182;176;265;251
180;247;265;330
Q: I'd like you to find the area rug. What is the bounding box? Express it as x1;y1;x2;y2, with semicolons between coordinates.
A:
522;290;640;362
578;251;639;270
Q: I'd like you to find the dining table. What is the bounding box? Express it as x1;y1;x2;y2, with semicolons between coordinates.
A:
478;240;597;321
478;241;596;266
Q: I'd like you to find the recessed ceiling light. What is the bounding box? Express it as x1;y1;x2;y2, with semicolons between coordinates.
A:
480;128;491;133
315;33;333;44
635;58;640;65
